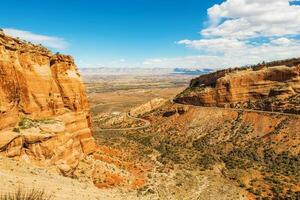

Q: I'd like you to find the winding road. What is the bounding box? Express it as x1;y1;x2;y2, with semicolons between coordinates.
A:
91;99;299;132
93;112;151;132
171;98;300;117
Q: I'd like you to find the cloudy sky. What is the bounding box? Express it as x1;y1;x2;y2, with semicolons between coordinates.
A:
1;0;300;69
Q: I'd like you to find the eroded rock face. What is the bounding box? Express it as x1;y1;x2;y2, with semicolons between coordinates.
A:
0;32;95;175
175;65;300;114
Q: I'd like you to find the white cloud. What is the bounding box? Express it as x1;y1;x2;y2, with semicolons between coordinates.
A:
145;0;300;69
142;40;300;69
3;28;68;50
204;0;300;38
177;38;246;54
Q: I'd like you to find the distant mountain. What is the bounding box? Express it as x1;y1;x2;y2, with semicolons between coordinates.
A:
79;67;173;75
172;68;214;75
79;67;216;76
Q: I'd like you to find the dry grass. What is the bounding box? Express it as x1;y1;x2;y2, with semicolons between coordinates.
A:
0;188;53;200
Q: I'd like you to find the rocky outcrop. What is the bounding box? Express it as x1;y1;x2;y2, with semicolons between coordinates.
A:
129;98;167;117
175;64;300;114
0;32;95;175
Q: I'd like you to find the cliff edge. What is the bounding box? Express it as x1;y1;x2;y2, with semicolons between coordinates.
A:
175;61;300;114
0;31;95;175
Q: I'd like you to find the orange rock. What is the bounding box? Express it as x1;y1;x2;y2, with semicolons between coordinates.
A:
175;64;300;114
0;33;96;175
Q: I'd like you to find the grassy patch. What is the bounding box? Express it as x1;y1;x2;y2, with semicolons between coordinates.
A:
18;117;58;130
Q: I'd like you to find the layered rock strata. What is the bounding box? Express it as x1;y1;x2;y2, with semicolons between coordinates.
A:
175;64;300;114
0;32;95;175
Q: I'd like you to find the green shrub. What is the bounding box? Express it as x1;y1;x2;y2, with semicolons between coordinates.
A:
18;118;36;129
12;128;20;133
271;185;283;195
197;154;217;170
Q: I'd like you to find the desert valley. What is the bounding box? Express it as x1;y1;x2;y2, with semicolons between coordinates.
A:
1;0;300;199
0;29;299;200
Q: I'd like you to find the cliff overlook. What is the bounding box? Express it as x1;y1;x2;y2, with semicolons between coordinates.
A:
175;60;300;114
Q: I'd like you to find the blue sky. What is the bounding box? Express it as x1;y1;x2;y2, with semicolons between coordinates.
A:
1;0;300;69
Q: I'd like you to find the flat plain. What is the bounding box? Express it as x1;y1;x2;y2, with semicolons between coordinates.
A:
83;74;190;114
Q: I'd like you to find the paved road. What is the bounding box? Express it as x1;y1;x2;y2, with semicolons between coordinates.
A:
171;99;300;118
176;104;300;118
92;99;299;132
93;112;151;132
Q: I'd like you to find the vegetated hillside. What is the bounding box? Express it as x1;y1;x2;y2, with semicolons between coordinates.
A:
0;30;95;175
175;59;300;114
126;103;300;199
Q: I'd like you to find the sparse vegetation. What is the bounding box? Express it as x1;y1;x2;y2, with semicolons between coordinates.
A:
264;150;300;178
89;68;299;199
17;117;59;130
18;117;36;129
12;128;20;133
0;188;53;200
196;154;217;170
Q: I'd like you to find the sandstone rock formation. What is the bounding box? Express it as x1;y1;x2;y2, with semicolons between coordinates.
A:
175;63;300;114
0;32;95;175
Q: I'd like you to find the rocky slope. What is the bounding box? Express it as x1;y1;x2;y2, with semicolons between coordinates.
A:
175;61;300;114
0;156;144;200
0;31;95;175
122;103;300;199
93;98;300;199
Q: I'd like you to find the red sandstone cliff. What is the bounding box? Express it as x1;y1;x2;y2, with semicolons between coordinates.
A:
0;31;95;175
175;62;300;114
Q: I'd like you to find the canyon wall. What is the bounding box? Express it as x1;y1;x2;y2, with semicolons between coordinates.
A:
0;31;95;175
175;65;300;114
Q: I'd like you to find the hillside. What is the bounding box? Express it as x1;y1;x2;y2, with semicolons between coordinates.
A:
103;102;299;199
